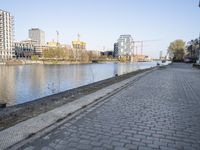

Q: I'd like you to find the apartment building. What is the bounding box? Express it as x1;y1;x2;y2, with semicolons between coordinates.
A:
28;28;45;55
0;9;14;59
116;35;134;57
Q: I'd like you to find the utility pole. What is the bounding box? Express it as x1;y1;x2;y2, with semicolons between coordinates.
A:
198;33;200;64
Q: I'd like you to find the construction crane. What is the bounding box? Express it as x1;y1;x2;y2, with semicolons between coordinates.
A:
56;31;59;46
133;40;161;55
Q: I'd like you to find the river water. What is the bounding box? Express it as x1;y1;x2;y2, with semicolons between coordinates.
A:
0;62;165;105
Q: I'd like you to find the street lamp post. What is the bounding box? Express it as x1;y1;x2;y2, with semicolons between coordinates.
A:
199;1;200;64
198;34;200;64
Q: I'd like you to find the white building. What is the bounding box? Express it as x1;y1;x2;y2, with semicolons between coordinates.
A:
0;9;14;59
29;28;45;55
116;35;134;57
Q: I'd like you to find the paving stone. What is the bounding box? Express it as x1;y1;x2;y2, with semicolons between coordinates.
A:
111;141;125;147
114;147;128;150
102;144;114;149
41;146;54;150
138;146;153;150
91;141;102;146
76;144;93;150
124;144;138;150
92;147;106;150
23;146;34;150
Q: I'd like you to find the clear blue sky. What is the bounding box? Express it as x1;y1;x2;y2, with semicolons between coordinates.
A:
1;0;200;58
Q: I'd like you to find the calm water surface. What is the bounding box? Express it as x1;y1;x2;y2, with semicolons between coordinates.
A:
0;62;164;105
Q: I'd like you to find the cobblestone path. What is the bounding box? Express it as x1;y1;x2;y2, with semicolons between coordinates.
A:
22;63;200;150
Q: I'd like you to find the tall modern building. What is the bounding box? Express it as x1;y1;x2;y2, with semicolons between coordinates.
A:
28;28;45;55
113;42;119;57
0;9;14;59
116;35;134;57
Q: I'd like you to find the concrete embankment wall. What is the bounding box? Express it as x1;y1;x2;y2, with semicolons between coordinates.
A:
0;67;157;131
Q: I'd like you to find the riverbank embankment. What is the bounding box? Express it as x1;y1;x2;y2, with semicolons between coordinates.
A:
1;59;156;65
0;66;159;132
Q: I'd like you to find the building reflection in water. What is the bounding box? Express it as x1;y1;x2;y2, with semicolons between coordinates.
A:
0;62;158;105
0;66;16;105
114;62;139;76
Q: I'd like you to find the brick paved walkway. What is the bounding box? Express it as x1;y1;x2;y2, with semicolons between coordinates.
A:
22;63;200;150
